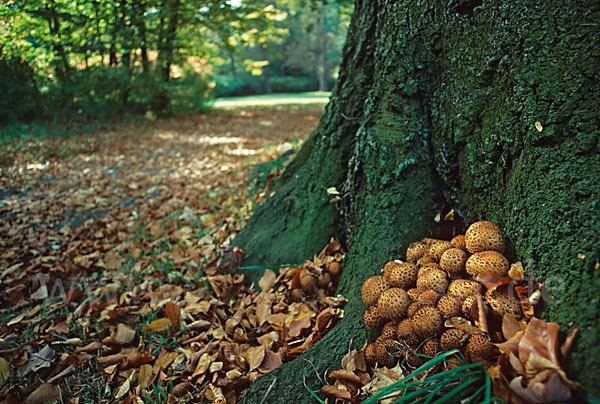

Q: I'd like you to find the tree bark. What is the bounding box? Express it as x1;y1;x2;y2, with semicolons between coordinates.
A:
235;0;600;402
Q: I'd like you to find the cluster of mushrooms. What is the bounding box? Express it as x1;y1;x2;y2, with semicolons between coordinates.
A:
362;220;522;369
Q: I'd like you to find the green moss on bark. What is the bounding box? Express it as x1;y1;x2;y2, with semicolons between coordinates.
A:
429;0;600;395
236;0;600;401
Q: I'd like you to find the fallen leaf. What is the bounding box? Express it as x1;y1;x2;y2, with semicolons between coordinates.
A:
142;318;171;332
288;314;312;337
31;285;48;300
247;345;265;372
0;357;10;384
261;350;282;370
192;352;218;378
258;270;277;292
104;250;124;271
152;351;178;373
165;302;181;330
508;261;525;280
320;384;351;400
115;323;136;345
138;364;153;389
25;383;59;404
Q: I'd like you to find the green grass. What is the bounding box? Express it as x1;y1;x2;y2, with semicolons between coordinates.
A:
209;91;331;108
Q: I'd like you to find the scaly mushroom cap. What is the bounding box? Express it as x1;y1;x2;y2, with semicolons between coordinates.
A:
447;279;483;300
465;251;509;277
436;295;463;318
417;290;440;306
378;288;411;320
465;221;505;254
418;263;441;278
439;248;468;276
364;342;377;368
420;338;442;358
396;319;420;347
406;302;421;317
416;253;436;267
384;261;418;289
411;306;443;338
381;321;398;340
485;289;522;319
362;275;390;306
440;329;467;351
407;288;420;302
400;347;425;368
429;241;453;261
375;337;397;368
417;268;448;294
450;234;467;250
465;334;498;360
406;241;429;262
364;306;385;329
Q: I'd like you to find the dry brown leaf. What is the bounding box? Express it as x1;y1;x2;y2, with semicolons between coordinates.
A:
138;364;153;389
502;314;527;340
288;314;313;337
104;251;124;271
247;345;265;372
0;357;10;385
142;318;171;332
164;302;181;330
261;349;282;371
508;261;525;280
258;269;277;292
75;341;103;353
152;352;178;374
329;369;362;386
341;349;367;373
115;323;136;345
320;384;351;400
25;383;60;404
192;352;218;378
204;383;226;404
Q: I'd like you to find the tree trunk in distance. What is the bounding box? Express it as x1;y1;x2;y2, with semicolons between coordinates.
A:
234;0;600;402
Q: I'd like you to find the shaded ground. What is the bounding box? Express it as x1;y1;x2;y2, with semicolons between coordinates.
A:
0;105;329;403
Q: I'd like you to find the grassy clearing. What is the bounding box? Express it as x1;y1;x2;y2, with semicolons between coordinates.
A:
209;91;331;108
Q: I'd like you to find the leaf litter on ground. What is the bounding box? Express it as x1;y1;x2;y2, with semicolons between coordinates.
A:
0;106;351;403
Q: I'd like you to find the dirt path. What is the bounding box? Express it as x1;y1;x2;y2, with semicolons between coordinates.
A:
0;106;326;403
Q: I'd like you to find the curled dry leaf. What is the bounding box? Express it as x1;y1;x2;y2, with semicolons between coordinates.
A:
320;384;351;401
508;261;525;280
329;369;362;386
164;302;181;331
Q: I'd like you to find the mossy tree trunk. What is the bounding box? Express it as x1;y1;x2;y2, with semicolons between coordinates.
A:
234;0;600;402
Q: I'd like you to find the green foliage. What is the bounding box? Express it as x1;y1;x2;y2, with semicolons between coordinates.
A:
0;59;40;122
212;73;263;97
270;75;313;93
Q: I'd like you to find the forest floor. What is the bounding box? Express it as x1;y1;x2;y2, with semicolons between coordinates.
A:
0;105;349;404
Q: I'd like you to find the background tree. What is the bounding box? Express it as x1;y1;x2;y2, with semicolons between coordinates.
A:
234;0;600;402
